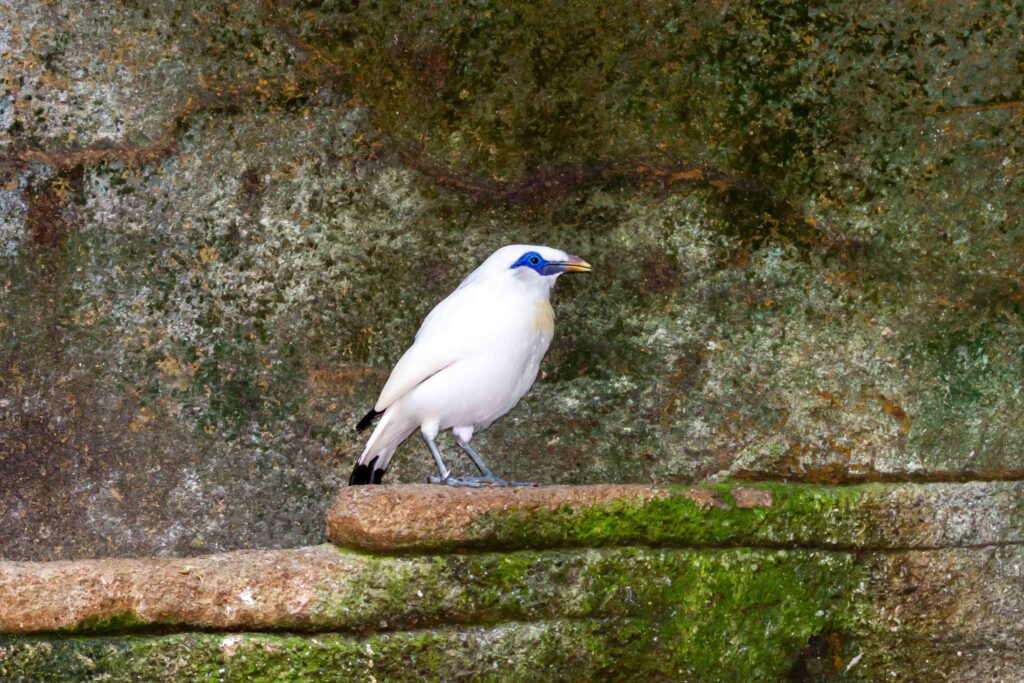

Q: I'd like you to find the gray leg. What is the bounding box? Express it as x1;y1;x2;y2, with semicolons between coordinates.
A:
455;436;499;481
421;431;451;483
423;431;487;487
454;436;535;487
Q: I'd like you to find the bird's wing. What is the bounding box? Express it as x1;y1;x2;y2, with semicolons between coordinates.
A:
373;282;505;411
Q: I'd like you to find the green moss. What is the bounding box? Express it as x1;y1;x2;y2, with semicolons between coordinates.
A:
308;546;859;679
291;541;864;679
427;483;861;552
55;611;153;636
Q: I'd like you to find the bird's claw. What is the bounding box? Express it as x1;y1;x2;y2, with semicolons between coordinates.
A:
428;475;537;488
429;475;483;487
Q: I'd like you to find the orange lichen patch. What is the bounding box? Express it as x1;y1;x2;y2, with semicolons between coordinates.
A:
746;443;855;485
732;487;773;509
827;633;844;672
11;140;177;175
669;168;705;183
879;396;912;433
686;487;730;511
305;365;388;399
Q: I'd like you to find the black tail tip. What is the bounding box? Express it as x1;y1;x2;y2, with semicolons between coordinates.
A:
349;456;385;485
356;408;382;432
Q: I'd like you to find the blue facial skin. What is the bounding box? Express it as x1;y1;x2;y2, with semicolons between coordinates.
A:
510;251;568;276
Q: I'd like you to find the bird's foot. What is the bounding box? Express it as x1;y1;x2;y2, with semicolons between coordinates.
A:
428;475;484;487
428;475;537;488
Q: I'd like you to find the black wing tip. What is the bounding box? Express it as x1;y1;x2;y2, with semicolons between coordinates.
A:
349;463;372;485
356;408;383;432
349;456;385;485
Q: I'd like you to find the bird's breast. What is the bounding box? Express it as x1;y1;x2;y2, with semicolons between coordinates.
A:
531;299;555;336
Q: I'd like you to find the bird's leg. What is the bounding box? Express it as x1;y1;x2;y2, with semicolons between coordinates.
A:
455;436;501;482
421;431;452;484
423;429;532;488
422;432;487;487
454;436;535;487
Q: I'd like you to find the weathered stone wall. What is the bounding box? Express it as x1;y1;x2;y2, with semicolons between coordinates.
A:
2;0;1022;560
0;1;1022;679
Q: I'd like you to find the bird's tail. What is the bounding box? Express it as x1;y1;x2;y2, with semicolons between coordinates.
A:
349;408;409;485
349;456;388;485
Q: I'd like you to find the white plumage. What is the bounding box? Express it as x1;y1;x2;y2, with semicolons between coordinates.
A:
349;244;591;486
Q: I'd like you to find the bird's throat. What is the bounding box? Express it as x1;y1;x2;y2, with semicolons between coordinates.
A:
532;299;555;334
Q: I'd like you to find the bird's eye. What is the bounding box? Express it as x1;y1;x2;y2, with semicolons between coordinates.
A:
529;256;540;265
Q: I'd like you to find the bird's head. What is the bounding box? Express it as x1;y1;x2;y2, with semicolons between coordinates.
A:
458;244;591;291
509;247;592;277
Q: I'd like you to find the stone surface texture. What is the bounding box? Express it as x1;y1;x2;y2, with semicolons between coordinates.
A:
1;0;1022;561
326;481;1024;552
0;484;1022;680
327;483;671;551
1;0;1022;680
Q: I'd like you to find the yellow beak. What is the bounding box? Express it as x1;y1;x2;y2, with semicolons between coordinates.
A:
560;255;592;273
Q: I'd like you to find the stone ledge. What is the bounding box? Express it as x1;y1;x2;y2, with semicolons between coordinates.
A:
0;545;1021;680
0;546;344;635
3;481;1023;681
9;623;652;683
326;481;1024;552
0;544;853;637
327;483;671;552
3;624;1020;683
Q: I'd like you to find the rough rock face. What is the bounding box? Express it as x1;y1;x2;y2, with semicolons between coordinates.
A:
3;484;1023;681
2;0;1022;560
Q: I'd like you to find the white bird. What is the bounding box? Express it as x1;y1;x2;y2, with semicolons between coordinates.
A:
349;244;591;487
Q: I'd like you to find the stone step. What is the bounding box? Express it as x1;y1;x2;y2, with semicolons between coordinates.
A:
327;481;1024;552
3;622;1021;683
2;482;1022;681
1;544;1022;680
